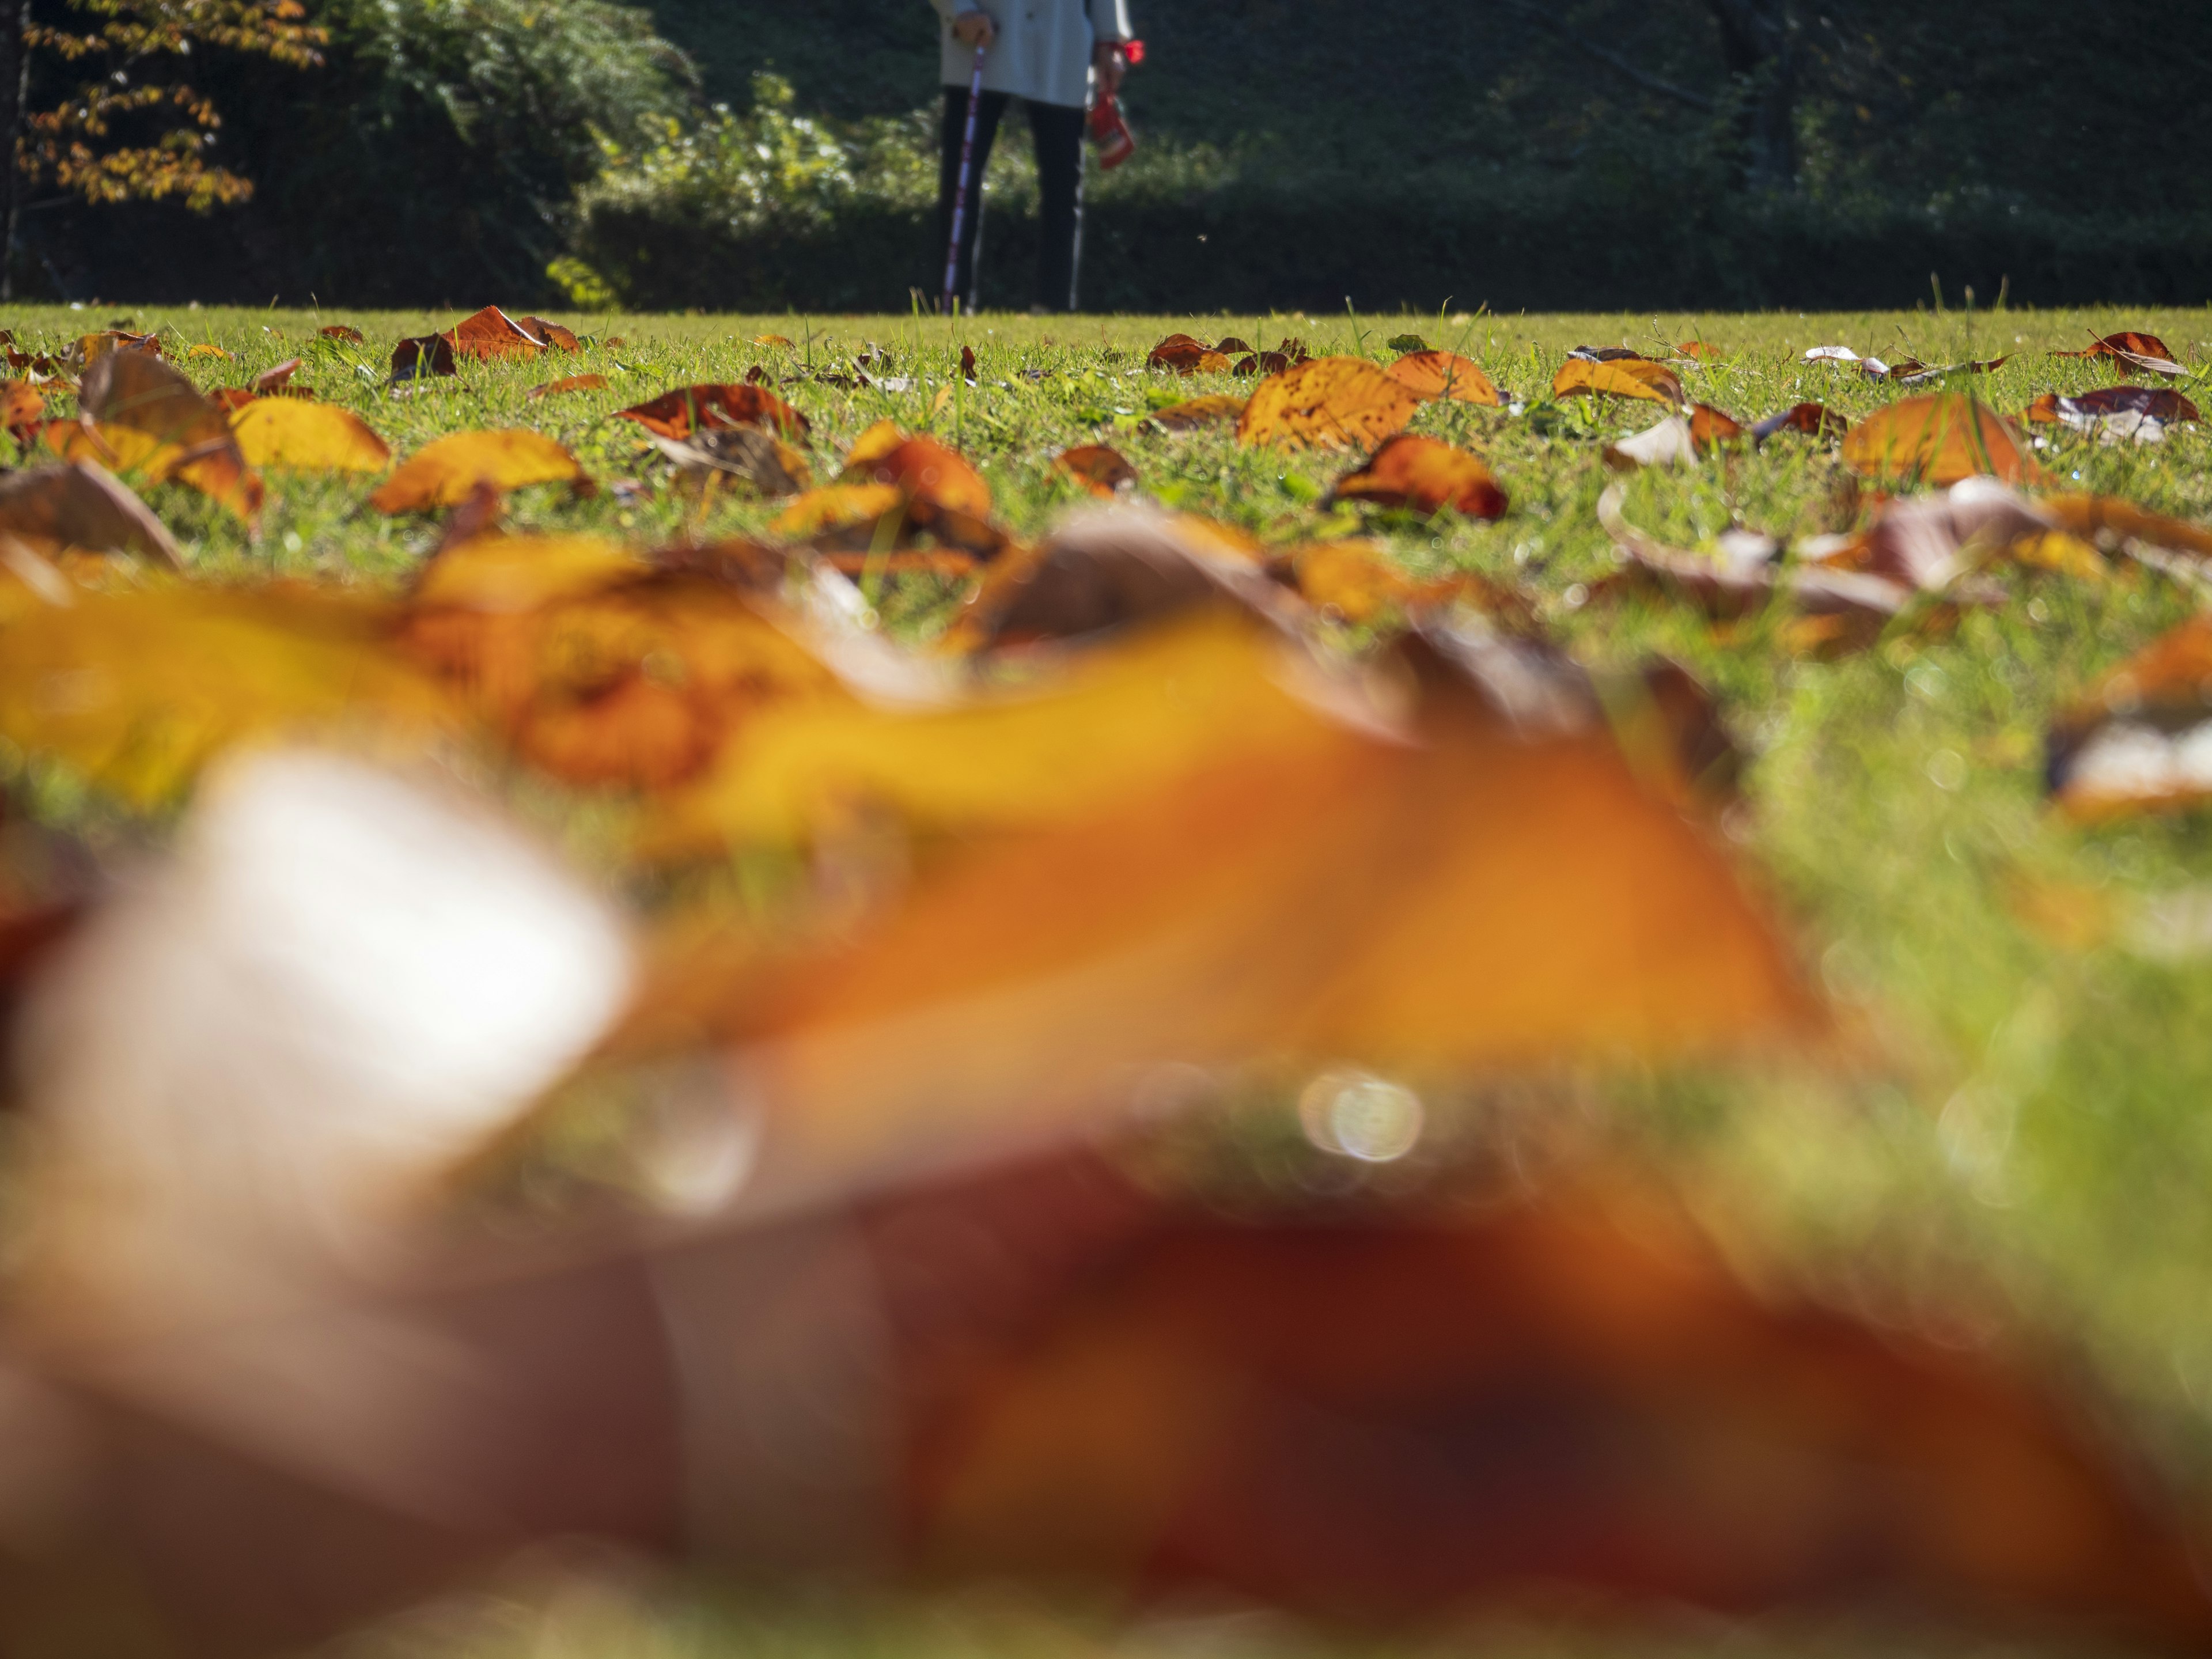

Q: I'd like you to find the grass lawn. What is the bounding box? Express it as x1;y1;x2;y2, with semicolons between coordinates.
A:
15;300;2212;1655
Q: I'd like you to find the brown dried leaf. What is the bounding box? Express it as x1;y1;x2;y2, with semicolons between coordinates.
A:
1328;434;1509;518
1152;394;1245;431
529;373;612;400
615;384;810;443
1055;444;1138;497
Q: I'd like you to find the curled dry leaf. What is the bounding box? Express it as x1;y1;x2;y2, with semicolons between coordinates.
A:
74;349;263;522
1055;444;1138;497
1552;358;1684;404
229;400;392;474
646;427;812;496
836;420;997;554
1147;334;1230;374
0;583;457;805
391;306;573;380
615;383;810;443
949;502;1286;652
1233;351;1290;378
2027;387;2199;445
1152;393;1245;430
1676;340;1725;362
529;373;612;400
317;324;366;344
1688;403;1746;452
1214;336;1254;355
1566;345;1649;363
1328;434;1508;518
1384;350;1500;406
1603;416;1698;471
400;529;853;790
2038;493;2212;566
368;430;589;514
252;358;306;397
1237;357;1423;452
1751;402;1849;442
1841;395;2046;488
1291;540;1533;628
1894;355;2009;386
2052;332;2186;378
2049;618;2212;820
0;460;181;566
753;333;794;349
1798;478;2050;596
72;330;161;366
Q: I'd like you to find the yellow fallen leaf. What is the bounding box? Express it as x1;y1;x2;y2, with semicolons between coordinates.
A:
1552;359;1684;404
368;429;588;513
1236;358;1422;452
229;400;392;474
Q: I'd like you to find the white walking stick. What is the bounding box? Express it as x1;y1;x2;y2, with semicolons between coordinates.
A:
941;40;987;315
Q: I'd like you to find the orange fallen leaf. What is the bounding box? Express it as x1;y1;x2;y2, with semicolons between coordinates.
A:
1328;434;1508;518
1676;339;1726;361
834;420;997;551
1688;403;1745;452
186;344;232;360
391;306;567;379
1055;444;1138;497
615;383;810;443
252;358;306;396
1840;394;2045;488
1291;539;1529;626
2052;332;2186;378
768;482;909;544
1147;334;1230;374
0;378;44;442
317;324;366;344
1152;394;1245;431
1236;357;1424;452
73;330;161;365
753;333;794;349
2039;493;2212;562
368;430;588;514
229;400;392;474
1552;358;1684;403
1384;350;1499;406
529;373;612;400
2026;387;2199;431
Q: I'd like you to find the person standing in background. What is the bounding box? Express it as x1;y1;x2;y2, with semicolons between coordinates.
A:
932;0;1134;314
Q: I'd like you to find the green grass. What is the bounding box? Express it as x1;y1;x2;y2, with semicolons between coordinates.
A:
18;300;2212;1654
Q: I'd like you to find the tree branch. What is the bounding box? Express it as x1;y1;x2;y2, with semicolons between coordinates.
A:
1499;0;1715;112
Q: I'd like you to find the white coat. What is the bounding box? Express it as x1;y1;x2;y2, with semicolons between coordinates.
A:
931;0;1132;110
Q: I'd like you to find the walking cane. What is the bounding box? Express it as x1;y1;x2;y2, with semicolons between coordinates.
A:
941;40;987;315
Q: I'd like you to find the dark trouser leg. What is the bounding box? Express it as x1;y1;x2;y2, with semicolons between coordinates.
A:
1028;99;1088;312
937;85;1007;313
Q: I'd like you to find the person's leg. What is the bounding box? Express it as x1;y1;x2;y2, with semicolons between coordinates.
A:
937;86;1007;313
1027;100;1087;312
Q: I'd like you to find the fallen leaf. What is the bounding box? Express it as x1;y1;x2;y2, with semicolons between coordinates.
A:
818;421;1001;552
615;384;810;443
252;358;306;396
1603;416;1698;471
1567;345;1651;363
1799;479;2052;594
1214;336;1254;355
317;324;366;344
1688;403;1746;452
1232;352;1291;378
948;505;1280;652
1840;395;2046;488
1237;358;1424;452
646;427;812;495
1328;434;1508;518
755;333;794;348
2052;332;2186;378
391;306;567;379
1056;444;1138;497
0;583;457;805
0;461;181;565
1149;335;1232;375
0;378;44;442
72;330;161;366
1552;358;1683;404
75;349;263;522
2039;494;2212;563
1152;394;1245;431
529;373;612;400
960;344;978;382
2026;387;2198;445
1676;340;1726;362
229;400;393;474
1384;350;1500;406
368;430;589;514
1894;356;2009;386
770;482;908;545
186;344;232;361
1291;540;1531;627
400;531;852;790
2050;618;2212;819
1751;402;1850;441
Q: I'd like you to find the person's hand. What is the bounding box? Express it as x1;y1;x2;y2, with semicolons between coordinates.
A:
950;8;995;48
1093;40;1127;97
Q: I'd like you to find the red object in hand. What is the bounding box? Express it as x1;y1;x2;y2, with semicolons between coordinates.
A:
1121;36;1145;63
1089;90;1136;169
